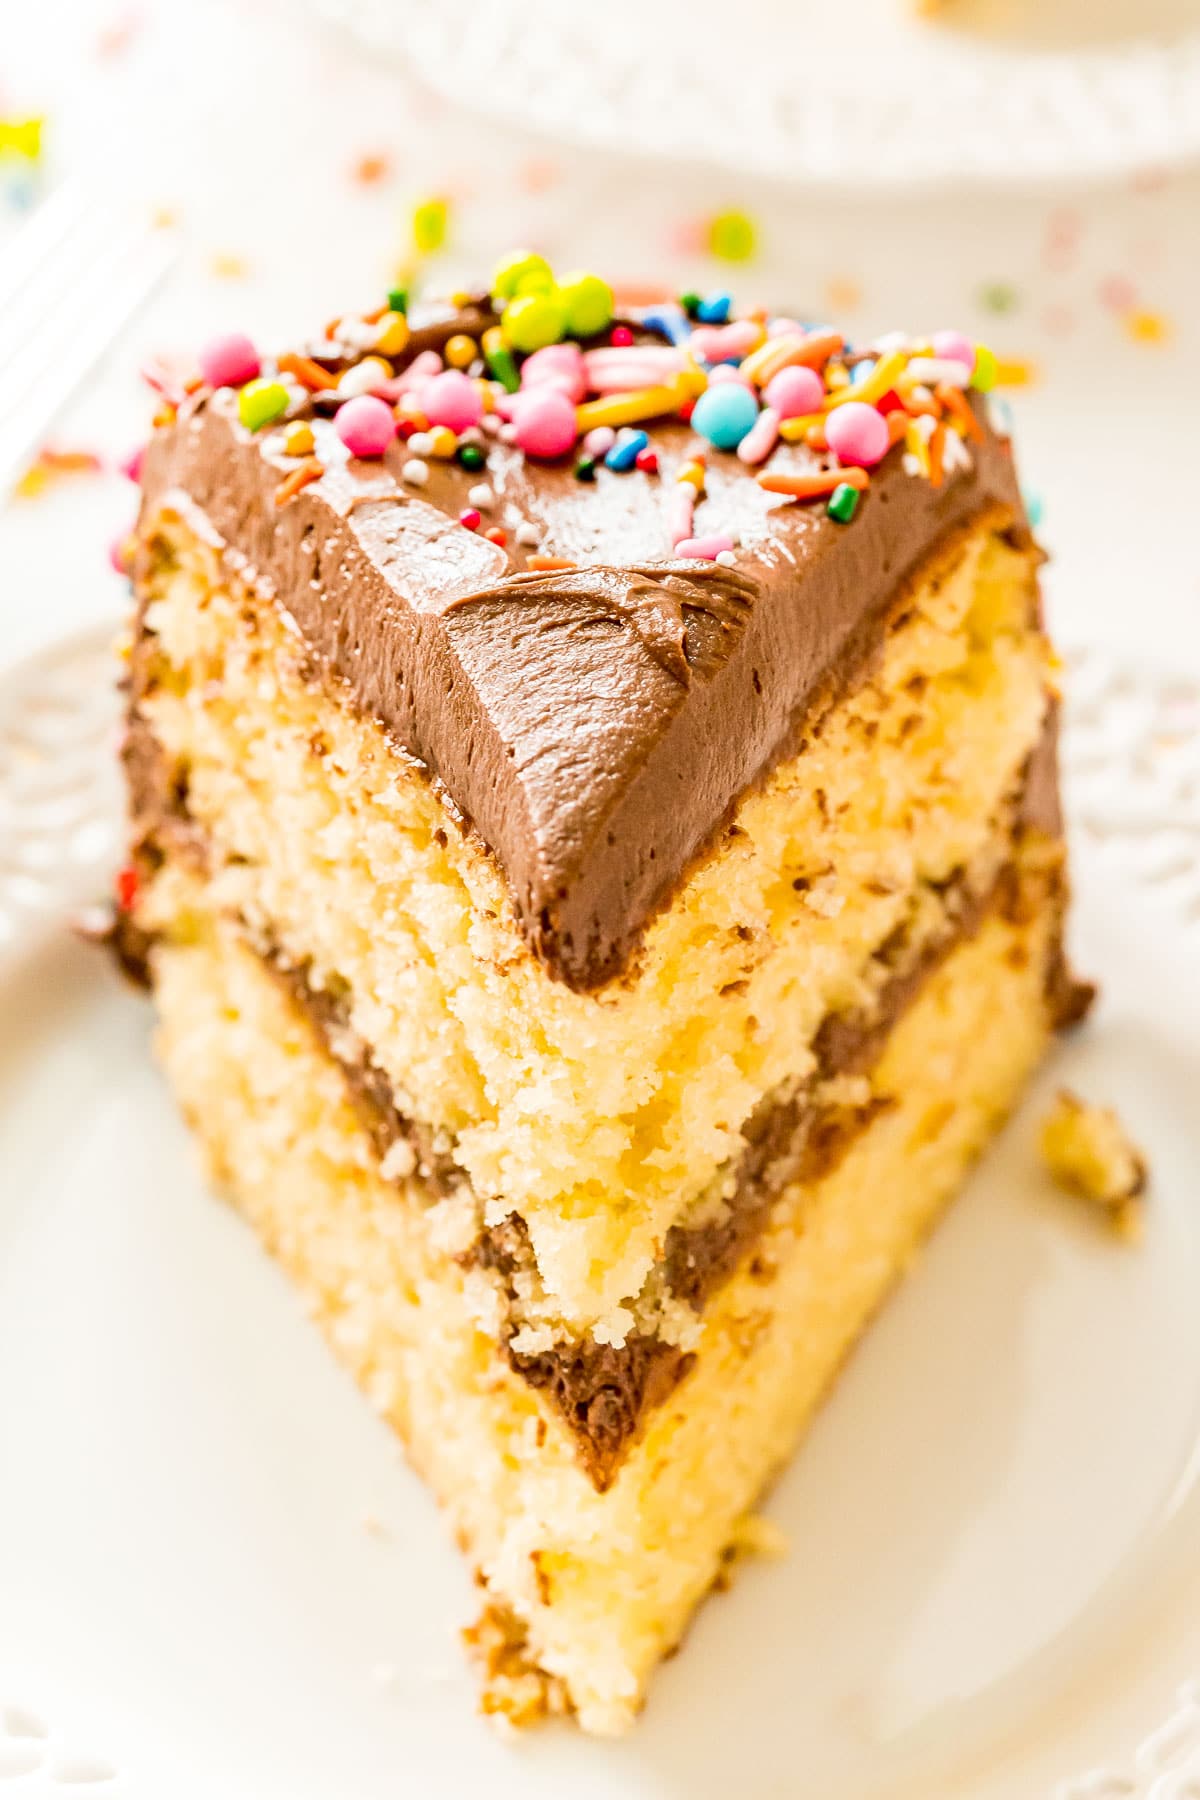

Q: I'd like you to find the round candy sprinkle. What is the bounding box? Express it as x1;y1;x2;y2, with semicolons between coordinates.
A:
582;425;616;458
426;426;459;459
401;457;429;486
237;378;289;431
502;289;568;353
419;368;484;432
468;482;495;510
199;331;260;390
376;312;410;356
970;344;998;391
458;442;486;471
764;364;824;420
491;249;553;300
283;421;315;457
827;481;860;524
510;386;577;458
484;526;507;547
707;209;758;264
574;455;596;481
459;508;481;532
558;270;614;338
610;324;634;348
635;446;658;473
335;394;397;457
932;330;975;372
690;381;759;451
825;400;889;468
338;356;393;397
444;333;478;369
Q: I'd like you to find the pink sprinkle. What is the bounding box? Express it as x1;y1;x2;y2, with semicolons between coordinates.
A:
198;331;260;390
825;401;889;469
510;387;578;459
119;444;145;483
335;394;397;457
635;446;658;473
765;365;824;419
521;343;586;403
108;529;132;575
931;330;975;373
610;324;634;347
583;345;682;394
736;406;779;467
583;425;616;457
689;320;762;363
767;316;805;337
708;364;753;388
419;369;483;433
394;349;444;392
677;533;734;561
668;486;694;548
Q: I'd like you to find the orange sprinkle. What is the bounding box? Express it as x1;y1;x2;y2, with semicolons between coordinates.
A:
928;424;945;489
757;467;869;501
611;282;674;308
274;457;324;507
353;152;392;186
887;409;909;446
936;383;983;441
526;555;576;571
804;425;828;452
152;404;176;428
278;352;339;392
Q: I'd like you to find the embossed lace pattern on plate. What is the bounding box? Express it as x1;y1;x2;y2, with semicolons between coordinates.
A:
0;1705;119;1791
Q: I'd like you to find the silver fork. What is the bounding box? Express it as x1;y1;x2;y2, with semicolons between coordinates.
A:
0;182;176;497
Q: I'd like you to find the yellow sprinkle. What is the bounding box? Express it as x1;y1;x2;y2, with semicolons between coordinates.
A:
412;196;450;256
1122;309;1172;346
993;357;1040;386
777;412;825;443
905;419;931;476
376;311;410;356
284;422;315;457
427;426;458;459
677;460;706;492
444;333;478;370
575;372;702;433
210;251;248;279
0;117;44;161
825;349;907;410
13;463;49;499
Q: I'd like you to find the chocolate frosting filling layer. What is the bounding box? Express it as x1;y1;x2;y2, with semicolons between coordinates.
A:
138;317;1030;988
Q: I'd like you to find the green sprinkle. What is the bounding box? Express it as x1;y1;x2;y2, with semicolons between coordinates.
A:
979;281;1018;315
237;378;289;431
482;328;520;394
412;196;449;256
679;290;701;317
707;209;758;264
574;456;596;482
387;286;409;315
970;344;998;392
458;443;486;472
827;482;859;524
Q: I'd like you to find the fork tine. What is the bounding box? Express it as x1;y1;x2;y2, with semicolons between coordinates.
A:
0;215;159;397
0;208;130;360
0;184;93;316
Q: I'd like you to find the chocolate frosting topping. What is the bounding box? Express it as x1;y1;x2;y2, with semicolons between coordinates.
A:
139;313;1029;988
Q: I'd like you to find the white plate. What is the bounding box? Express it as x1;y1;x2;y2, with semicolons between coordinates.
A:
312;0;1200;190
2;628;1200;1800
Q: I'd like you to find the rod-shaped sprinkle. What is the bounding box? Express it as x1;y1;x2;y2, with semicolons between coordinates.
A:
574;369;704;433
756;467;870;500
825;350;907;410
736;406;780;466
741;328;843;388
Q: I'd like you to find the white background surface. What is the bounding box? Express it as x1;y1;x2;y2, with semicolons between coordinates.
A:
2;4;1200;1796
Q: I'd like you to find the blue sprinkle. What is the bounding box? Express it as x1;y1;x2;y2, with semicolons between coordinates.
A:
605;428;649;472
849;359;876;386
638;304;692;346
695;292;732;324
1022;488;1044;528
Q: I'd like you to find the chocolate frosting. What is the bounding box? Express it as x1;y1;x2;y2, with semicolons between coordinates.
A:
139;325;1029;988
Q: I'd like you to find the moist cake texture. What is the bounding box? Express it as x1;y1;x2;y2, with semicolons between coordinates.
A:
115;260;1090;1731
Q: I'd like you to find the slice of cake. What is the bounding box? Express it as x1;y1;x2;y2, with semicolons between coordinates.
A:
115;260;1089;1733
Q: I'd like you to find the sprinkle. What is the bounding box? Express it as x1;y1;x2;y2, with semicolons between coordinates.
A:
352;151;391;185
419;369;483;433
736;406;779;466
520;342;587;402
1023;489;1044;528
826;350;906;411
741;328;842;388
512;387;578;458
237;379;289;431
574;373;701;434
559;271;615;338
387;286;409;315
283;422;315;456
695;293;732;325
689;320;765;364
527;555;577;571
468;482;495;510
582;426;616;457
119;445;144;483
491;250;553;300
115;865;139;912
426;426;458;458
993;357;1038;386
574;456;597;481
677;459;706;492
927;422;946;488
706;209;758;263
411;195;450;256
776;412;825;444
502;289;568;353
376;311;410;356
406;431;433;456
757;467;869;501
335;394;397;457
979;281;1019;314
827;482;859;523
401;458;429;486
458;442;486;472
604;428;649;472
825;401;889;468
274;457;323;506
765;365;824;420
970;345;998;391
677;533;734;560
459;508;481;531
904;419;931;476
583;345;686;394
482;327;520;394
516;521;540;547
635;446;658;474
935;384;982;441
1122;308;1172;345
609;324;634;348
484;526;507;547
639;304;693;346
691;382;759;450
278;352;339;392
444;333;478;369
715;549;737;567
668;485;695;547
337;357;394;398
905;355;970;388
199;331;260;389
679;291;701;317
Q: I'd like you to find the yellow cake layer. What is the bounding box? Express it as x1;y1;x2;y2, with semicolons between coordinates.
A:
131;503;1050;1328
148;843;1062;1734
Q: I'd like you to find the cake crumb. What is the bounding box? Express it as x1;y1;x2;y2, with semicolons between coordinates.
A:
713;1512;790;1591
463;1599;570;1731
1039;1089;1147;1240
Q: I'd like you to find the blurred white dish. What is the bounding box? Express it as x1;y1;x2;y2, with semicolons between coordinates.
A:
313;0;1200;188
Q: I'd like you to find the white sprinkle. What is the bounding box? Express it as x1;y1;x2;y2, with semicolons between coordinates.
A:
516;520;540;547
987;395;1014;437
406;431;434;457
498;423;518;444
481;413;503;436
873;329;912;353
339;317;382;351
942;425;973;474
715;549;737;567
338;357;391;397
902;452;922;477
402;458;429;486
458;425;485;447
467;482;495;511
909;411;937;443
907;356;971;387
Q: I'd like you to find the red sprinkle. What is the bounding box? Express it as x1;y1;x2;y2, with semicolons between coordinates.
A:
610;324;634;347
116;866;139;912
635;447;659;473
459;508;482;531
484;526;507;547
678;398;696;424
876;389;906;414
